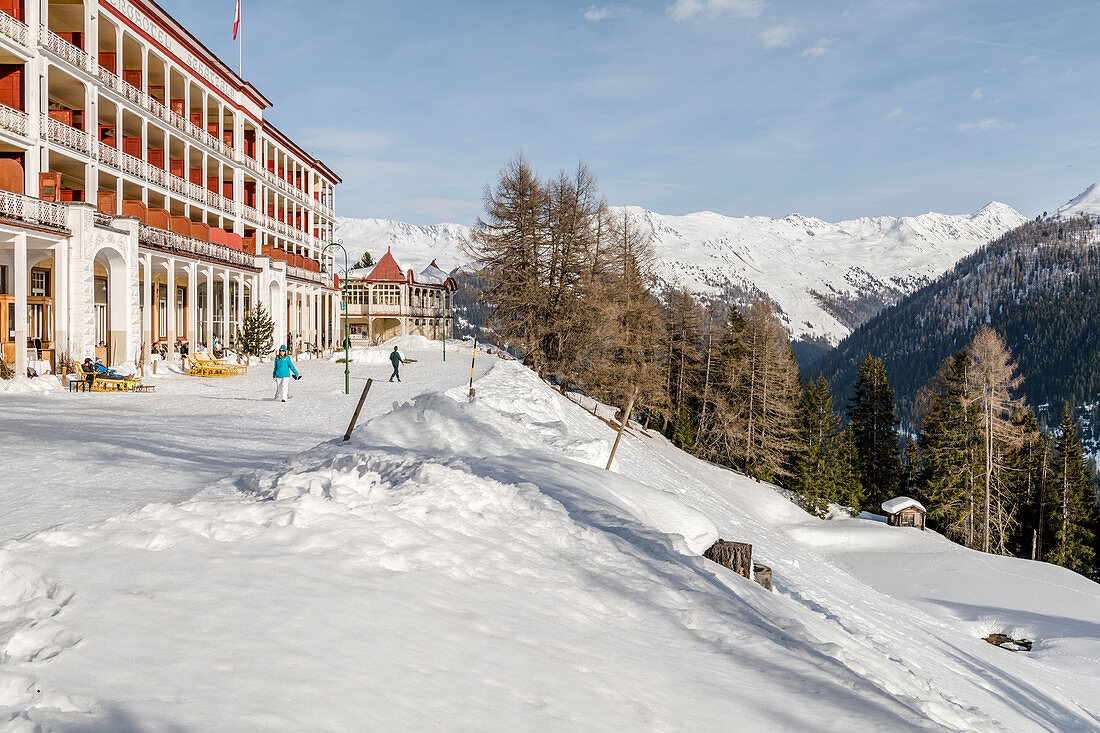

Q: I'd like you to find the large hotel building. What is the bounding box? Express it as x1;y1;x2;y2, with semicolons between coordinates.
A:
0;0;340;376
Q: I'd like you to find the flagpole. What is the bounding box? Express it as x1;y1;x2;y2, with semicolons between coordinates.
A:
238;0;242;76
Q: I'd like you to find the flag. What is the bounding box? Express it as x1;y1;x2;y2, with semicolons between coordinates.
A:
233;0;240;40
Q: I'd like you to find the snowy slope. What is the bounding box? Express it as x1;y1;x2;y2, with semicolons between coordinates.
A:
335;217;471;273
620;203;1026;344
1053;181;1100;219
337;203;1025;345
2;348;1099;731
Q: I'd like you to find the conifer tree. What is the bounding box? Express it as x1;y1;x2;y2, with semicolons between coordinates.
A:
673;407;697;453
919;351;983;546
1047;407;1097;575
792;375;843;517
236;304;274;360
848;355;901;508
835;427;866;511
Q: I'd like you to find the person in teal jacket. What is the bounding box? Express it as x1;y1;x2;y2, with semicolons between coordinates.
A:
272;346;300;402
389;346;405;382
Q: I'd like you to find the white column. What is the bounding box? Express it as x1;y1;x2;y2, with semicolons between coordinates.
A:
220;269;230;345
142;254;152;368
165;258;176;356
52;240;68;352
187;263;197;347
205;265;214;349
13;233;28;377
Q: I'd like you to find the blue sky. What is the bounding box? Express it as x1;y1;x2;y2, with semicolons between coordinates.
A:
166;0;1100;225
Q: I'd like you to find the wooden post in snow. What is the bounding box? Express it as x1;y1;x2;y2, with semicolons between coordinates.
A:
605;386;638;471
343;378;374;441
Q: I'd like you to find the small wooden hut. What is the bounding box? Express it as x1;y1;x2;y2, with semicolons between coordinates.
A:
881;497;927;530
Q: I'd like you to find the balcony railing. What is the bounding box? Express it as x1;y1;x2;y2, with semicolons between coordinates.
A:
0;102;28;137
41;115;92;154
119;149;144;178
241;204;262;226
97;141;118;168
0;10;31;49
139;223;258;270
0;189;70;230
41;27;93;72
287;264;326;284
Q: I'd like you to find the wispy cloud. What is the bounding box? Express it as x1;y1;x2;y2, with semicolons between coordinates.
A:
970;87;983;100
800;37;833;56
958;118;1012;132
759;24;799;49
1021;54;1040;65
667;0;764;22
886;108;903;119
583;4;632;21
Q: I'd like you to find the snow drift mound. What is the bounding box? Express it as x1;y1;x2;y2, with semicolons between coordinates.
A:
2;360;1100;731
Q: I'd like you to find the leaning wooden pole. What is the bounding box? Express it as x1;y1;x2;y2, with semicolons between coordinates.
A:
343;378;374;441
605;386;638;471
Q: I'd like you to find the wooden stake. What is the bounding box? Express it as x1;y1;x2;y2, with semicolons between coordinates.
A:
605;386;638;471
468;337;477;398
343;378;374;441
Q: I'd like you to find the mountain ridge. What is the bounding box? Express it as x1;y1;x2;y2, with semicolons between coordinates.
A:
335;201;1027;346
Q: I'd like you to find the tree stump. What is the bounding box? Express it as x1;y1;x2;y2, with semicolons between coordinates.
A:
753;563;773;592
703;540;753;578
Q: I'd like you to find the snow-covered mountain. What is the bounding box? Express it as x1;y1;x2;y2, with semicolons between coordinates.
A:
336;202;1026;345
1053;181;1100;218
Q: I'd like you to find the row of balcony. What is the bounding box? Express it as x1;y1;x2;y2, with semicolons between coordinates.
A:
23;112;328;251
0;14;334;216
138;222;259;271
346;303;451;317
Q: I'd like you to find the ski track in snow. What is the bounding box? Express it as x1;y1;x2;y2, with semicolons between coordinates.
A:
1;344;1099;731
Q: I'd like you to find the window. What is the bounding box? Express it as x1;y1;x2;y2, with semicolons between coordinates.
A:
31;269;49;297
0;265;7;295
372;284;400;306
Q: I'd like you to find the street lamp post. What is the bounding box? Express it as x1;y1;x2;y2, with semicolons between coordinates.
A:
322;240;351;395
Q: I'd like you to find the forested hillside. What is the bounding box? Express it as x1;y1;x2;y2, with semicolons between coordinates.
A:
815;216;1100;426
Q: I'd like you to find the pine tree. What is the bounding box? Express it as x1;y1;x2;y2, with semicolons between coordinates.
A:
835;427;866;512
352;252;374;270
673;407;696;453
792;375;843;517
1047;407;1097;575
919;351;983;546
236;304;274;359
848;355;901;508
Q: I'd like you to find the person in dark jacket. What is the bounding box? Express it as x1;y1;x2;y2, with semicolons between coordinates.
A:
389;346;405;382
272;346;300;402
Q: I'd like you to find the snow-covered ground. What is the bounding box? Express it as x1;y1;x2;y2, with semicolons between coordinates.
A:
2;342;1099;731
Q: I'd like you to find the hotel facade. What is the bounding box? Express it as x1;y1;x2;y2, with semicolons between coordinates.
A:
0;0;341;377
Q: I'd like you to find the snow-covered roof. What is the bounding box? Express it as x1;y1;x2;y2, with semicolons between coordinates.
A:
881;496;926;515
417;259;449;285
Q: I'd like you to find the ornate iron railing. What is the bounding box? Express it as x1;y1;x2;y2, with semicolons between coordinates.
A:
0;102;28;137
139;224;258;270
0;10;31;49
41;115;92;154
0;189;69;230
41;27;92;71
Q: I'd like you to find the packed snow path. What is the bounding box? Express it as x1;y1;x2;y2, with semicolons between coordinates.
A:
0;337;490;540
2;341;1099;731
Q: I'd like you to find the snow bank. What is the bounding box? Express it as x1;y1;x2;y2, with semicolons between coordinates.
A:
0;376;58;395
2;356;1100;731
